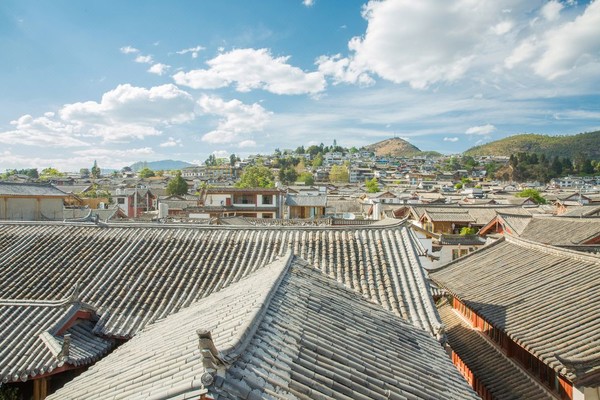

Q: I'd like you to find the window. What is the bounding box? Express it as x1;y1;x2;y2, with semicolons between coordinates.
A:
117;198;125;204
262;195;273;205
233;194;256;204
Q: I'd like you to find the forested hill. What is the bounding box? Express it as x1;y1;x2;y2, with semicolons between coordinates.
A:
463;131;600;159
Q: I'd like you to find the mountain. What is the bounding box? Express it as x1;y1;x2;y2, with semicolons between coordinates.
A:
129;160;196;172
362;138;428;157
464;131;600;159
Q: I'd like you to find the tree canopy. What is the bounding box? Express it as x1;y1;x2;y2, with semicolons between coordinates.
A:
329;165;349;183
298;172;314;186
515;188;546;204
278;167;298;186
91;160;101;179
236;165;275;188
138;167;155;178
166;171;189;196
365;177;379;193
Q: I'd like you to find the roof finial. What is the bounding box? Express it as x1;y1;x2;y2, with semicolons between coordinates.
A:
197;330;221;388
60;333;71;361
69;283;81;304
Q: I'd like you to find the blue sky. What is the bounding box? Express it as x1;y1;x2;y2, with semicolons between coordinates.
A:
1;0;599;171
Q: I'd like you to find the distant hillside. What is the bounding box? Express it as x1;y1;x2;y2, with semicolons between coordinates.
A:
464;131;600;159
362;138;429;157
129;160;196;171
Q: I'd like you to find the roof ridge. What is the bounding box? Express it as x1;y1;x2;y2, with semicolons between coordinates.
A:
0;284;86;308
0;219;409;231
505;235;600;264
217;250;294;364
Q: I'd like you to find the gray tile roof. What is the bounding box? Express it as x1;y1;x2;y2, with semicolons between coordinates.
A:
496;212;533;235
63;207;126;222
285;194;328;207
0;182;68;197
438;301;553;399
559;205;600;217
49;254;479;400
430;236;600;385
518;216;600;244
438;234;486;246
424;211;475;223
0;291;114;384
0;221;441;340
411;205;535;226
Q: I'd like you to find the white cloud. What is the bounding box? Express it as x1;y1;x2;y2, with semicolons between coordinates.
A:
465;124;497;135
504;39;537;69
212;150;230;158
176;45;205;58
303;0;315;7
443;137;459;142
318;1;599;89
0;114;90;148
198;95;271;144
60;84;195;139
173;48;326;95
541;0;564;21
74;147;154;157
504;1;600;80
120;46;139;54
491;20;514;35
0;84;196;147
148;63;170;75
135;54;154;64
238;140;257;148
337;1;521;89
0;148;154;171
316;54;373;86
159;137;182;147
533;1;600;80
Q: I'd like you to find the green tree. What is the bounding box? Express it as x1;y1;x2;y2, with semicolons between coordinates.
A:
365;177;379;193
138;167;155;178
20;168;39;179
462;156;478;171
329;165;349;183
91;160;101;179
166;171;189;196
278;167;298;185
205;154;217;166
551;156;563;176
516;188;546;204
80;168;90;178
312;153;323;168
484;162;497;177
229;153;238;166
236;165;275;188
460;227;477;235
306;145;321;157
581;159;594;174
298;172;314;185
40;167;64;180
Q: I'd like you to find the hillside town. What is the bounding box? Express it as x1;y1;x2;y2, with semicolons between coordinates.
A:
1;140;599;400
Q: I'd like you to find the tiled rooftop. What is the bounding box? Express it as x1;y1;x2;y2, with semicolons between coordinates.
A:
49;254;479;400
430;236;600;385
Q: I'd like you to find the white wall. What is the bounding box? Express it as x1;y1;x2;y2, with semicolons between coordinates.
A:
205;194;230;206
